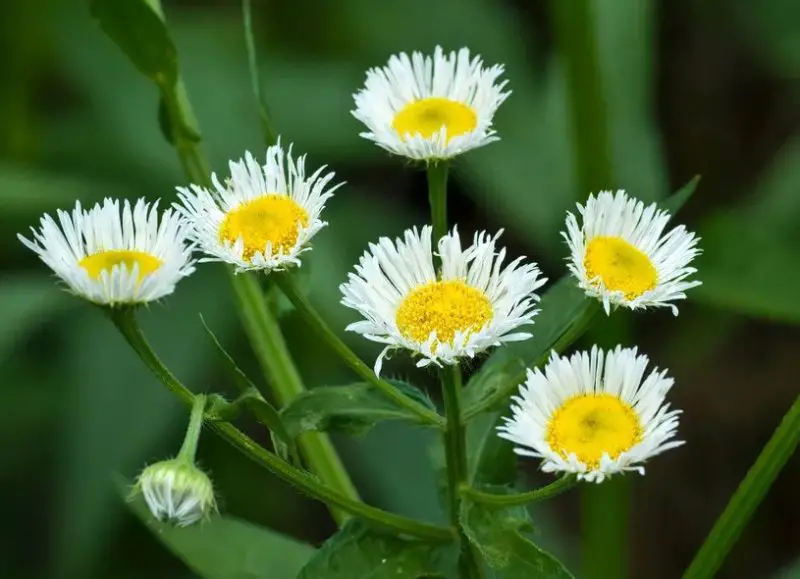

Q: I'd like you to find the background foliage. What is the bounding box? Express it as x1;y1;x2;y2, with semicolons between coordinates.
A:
1;0;799;577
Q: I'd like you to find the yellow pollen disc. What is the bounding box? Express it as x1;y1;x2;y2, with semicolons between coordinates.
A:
392;97;478;142
218;194;309;262
79;250;162;282
546;393;642;469
395;280;493;346
584;236;657;299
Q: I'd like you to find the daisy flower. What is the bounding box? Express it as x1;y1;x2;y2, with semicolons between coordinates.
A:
352;46;510;161
340;225;546;375
497;346;683;483
175;140;342;273
562;190;701;315
18;198;195;306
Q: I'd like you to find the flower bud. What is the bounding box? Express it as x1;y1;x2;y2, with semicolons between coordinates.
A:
134;458;217;527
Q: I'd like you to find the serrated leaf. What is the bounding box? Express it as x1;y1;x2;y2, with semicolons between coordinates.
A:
461;501;575;578
281;381;435;438
298;519;452;579
89;0;177;85
122;478;315;579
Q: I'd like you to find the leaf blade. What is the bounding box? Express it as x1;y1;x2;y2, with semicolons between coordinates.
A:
123;477;315;579
89;0;177;84
461;500;575;578
281;381;435;438
298;519;452;579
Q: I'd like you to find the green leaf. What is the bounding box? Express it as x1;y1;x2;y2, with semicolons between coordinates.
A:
689;138;800;323
298;519;452;579
242;0;278;146
463;277;592;414
89;0;177;85
660;175;700;215
466;412;518;487
281;381;436;438
199;315;297;462
693;213;800;323
0;275;73;363
124;479;315;579
461;500;575;578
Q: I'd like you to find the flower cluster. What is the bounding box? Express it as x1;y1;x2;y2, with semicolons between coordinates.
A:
20;46;702;506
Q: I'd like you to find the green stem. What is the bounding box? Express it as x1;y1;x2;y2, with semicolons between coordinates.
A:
426;162;449;247
461;476;577;507
274;272;445;428
177;394;207;463
682;394;800;579
228;270;360;523
158;69;360;524
551;1;618;574
109;307;454;542
550;0;613;194
582;478;628;579
463;301;600;420
441;365;484;578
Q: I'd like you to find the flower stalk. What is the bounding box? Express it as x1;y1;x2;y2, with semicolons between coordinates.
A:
274;272;445;428
461;476;577;507
427;162;449;247
111;307;454;541
442;365;484;578
176;393;207;463
157;67;360;523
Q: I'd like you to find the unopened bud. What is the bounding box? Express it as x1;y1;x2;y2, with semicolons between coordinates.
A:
134;458;217;527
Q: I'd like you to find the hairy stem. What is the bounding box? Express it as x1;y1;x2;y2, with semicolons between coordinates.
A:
461;476;577;507
176;394;207;463
109;307;454;541
441;365;484;578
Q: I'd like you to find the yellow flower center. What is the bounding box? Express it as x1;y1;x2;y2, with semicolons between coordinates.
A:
395;280;493;346
584;236;657;299
392;97;478;142
79;250;162;282
546;393;643;469
218;194;309;262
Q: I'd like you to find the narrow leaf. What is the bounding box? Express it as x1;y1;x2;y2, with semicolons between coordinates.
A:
199;315;296;461
461;500;575;578
298;519;452;579
89;0;177;85
242;0;278;146
281;381;435;438
200;314;262;395
660;175;700;215
122;478;315;579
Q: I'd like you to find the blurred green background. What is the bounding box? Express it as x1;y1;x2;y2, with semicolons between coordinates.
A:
2;0;800;578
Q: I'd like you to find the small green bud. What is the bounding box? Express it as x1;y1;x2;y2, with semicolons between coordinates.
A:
133;458;217;527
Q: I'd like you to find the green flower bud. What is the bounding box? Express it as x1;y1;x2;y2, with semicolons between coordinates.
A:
133;459;217;527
